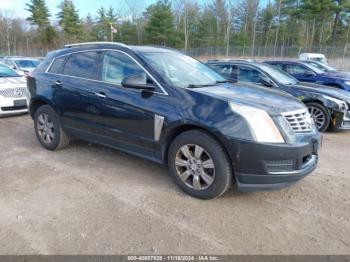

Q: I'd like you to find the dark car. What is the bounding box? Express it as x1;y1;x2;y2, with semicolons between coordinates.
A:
301;60;350;77
207;60;350;132
265;60;350;91
27;42;321;199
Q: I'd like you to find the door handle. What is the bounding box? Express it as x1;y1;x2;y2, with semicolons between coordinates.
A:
95;92;107;98
54;80;62;87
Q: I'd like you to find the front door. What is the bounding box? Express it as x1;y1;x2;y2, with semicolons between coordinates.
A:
91;50;165;157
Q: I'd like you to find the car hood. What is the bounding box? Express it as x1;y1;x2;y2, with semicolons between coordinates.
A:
295;82;350;103
192;82;305;116
18;67;36;72
320;71;350;80
0;77;26;89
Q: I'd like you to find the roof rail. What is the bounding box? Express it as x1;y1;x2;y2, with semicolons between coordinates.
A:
64;42;128;48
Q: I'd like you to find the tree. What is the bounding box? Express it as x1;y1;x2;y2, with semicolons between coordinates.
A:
57;0;82;41
25;0;50;27
144;0;176;46
118;21;138;44
259;1;274;56
93;6;119;41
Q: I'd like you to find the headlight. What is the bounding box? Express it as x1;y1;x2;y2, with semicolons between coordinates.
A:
229;102;284;143
344;81;350;86
323;95;348;111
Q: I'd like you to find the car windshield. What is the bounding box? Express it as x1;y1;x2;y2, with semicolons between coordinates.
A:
302;62;324;74
258;63;298;85
0;64;20;77
309;61;337;72
15;59;40;69
140;51;225;88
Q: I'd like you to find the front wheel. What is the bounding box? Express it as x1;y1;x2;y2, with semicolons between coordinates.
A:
168;130;232;199
306;102;330;132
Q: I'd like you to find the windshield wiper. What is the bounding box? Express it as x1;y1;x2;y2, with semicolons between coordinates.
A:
216;79;237;84
187;83;217;88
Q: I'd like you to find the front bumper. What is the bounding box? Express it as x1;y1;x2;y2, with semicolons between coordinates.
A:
226;132;321;192
0;96;28;116
333;110;350;130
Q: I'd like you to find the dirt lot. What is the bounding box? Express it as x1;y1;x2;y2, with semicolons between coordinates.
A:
0;114;349;255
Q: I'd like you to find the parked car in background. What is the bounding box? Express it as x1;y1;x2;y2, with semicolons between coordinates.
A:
0;63;28;116
301;60;350;77
299;53;328;64
301;60;339;73
27;42;320;199
265;60;350;92
3;57;40;76
207;60;350;132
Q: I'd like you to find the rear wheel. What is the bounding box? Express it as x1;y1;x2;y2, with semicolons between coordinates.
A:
168;130;232;199
306;102;330;132
34;105;70;150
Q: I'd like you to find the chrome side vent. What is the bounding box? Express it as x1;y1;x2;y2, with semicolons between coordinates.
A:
282;109;313;133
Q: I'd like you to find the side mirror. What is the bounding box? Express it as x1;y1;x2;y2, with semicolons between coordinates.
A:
11;65;16;70
305;70;316;77
121;73;156;91
260;76;274;87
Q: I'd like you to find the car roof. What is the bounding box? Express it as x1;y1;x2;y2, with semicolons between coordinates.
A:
49;42;178;59
207;60;265;67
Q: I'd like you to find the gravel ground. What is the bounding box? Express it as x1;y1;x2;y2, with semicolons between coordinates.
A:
0;114;349;255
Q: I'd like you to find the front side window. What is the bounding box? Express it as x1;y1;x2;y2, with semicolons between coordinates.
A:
285;64;308;75
140;51;224;88
236;66;263;83
63;51;100;80
101;51;146;85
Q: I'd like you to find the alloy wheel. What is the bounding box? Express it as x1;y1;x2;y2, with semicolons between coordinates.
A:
174;144;215;190
308;105;326;130
37;113;55;144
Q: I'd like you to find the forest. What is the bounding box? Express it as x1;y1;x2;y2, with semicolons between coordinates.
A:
1;0;350;58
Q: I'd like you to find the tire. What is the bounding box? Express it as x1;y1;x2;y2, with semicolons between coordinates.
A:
306;102;331;132
168;130;232;199
34;105;70;150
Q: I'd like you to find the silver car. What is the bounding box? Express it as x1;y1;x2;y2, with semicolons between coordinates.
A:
0;63;28;116
3;57;40;76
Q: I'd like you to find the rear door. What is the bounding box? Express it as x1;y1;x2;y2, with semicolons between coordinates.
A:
49;51;103;140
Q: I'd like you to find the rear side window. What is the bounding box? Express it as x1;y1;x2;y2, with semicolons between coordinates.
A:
101;51;145;85
63;51;100;80
48;57;66;74
209;64;232;79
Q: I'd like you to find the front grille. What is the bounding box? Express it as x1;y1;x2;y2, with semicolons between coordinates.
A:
0;88;27;98
265;159;296;173
342;121;350;128
282;109;313;133
1;105;27;111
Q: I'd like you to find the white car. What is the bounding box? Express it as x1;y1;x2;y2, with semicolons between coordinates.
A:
3;57;40;76
0;63;29;116
299;53;328;64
